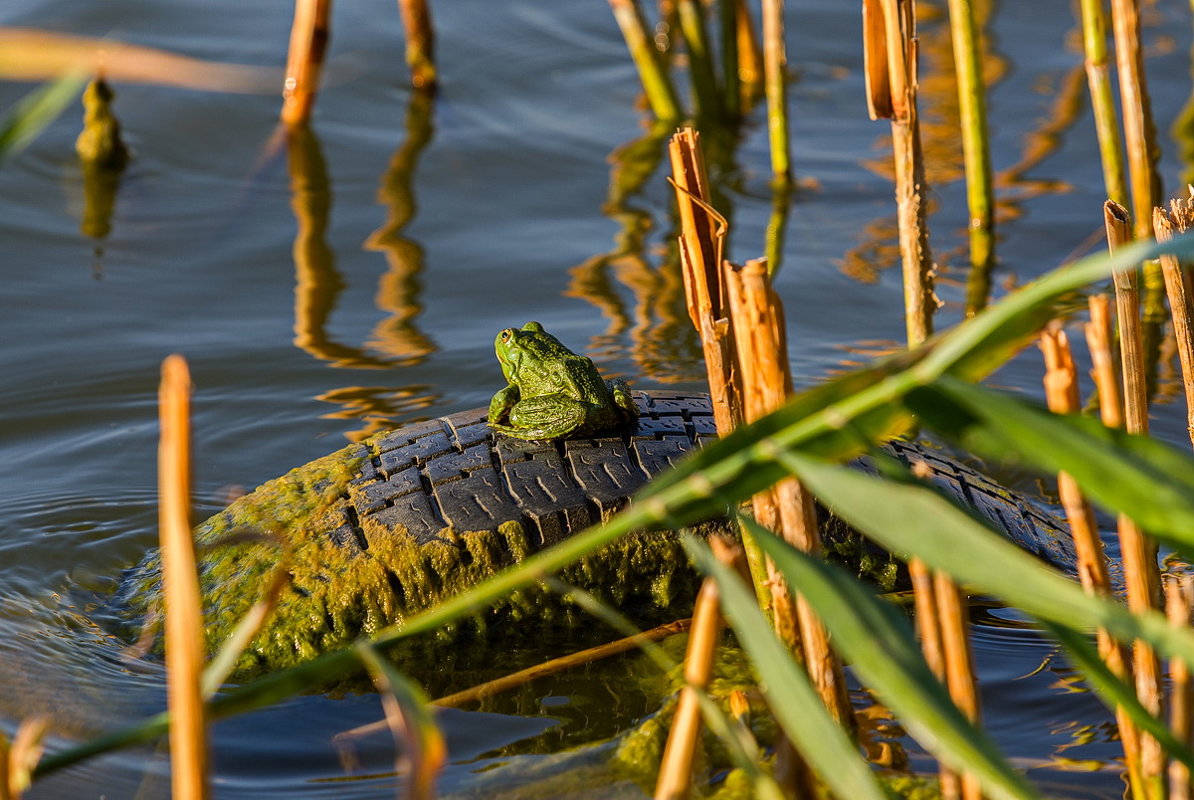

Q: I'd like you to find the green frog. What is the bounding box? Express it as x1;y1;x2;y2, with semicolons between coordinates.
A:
488;321;639;440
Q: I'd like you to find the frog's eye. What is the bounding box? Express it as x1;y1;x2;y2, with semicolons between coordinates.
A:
500;329;512;342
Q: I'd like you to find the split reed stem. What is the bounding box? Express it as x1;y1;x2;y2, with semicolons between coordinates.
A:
158;355;209;800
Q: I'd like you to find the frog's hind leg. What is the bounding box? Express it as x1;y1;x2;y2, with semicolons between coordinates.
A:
498;396;587;440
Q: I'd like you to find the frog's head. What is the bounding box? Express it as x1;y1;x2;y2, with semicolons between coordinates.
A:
495;321;551;381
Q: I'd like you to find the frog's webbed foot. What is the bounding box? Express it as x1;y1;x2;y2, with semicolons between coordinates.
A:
607;379;639;423
488;384;521;426
491;395;588;440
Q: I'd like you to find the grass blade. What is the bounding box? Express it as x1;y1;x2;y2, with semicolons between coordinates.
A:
0;74;84;162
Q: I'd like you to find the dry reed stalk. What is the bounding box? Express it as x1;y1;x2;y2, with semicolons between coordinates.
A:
676;0;722;118
1154;199;1194;448
1084;300;1146;788
398;0;436;90
0;717;48;800
1168;575;1194;800
280;0;331;126
1109;0;1162;244
863;0;935;346
945;0;995;318
158;355;209;800
1077;0;1128;206
1106;201;1166;798
725;258;855;732
610;0;683;121
653;556;725;799
908;558;958;799
761;0;791;186
933;572;981;800
668;127;741;433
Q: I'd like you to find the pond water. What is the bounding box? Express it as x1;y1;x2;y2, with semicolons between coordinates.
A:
2;0;1192;797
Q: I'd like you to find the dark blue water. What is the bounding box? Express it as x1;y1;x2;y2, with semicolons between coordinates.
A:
1;0;1192;797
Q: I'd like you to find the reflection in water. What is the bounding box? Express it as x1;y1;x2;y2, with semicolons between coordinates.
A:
566;123;704;382
288;89;440;439
364;88;437;364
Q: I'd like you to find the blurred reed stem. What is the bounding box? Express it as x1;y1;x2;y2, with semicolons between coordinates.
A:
280;0;331;126
1168;575;1194;800
863;0;934;346
1154;197;1194;449
158;354;209;800
719;0;741;117
1077;0;1128;206
946;0;995;317
676;0;722;118
398;0;436;90
908;558;959;799
610;0;684;121
654;551;725;800
734;0;763;106
933;572;981;800
761;0;791;187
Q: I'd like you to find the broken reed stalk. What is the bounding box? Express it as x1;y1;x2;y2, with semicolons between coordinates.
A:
280;0;331;126
676;0;722;118
609;0;683;121
946;0;996;317
1;717;49;800
725;258;855;733
1168;575;1194;800
1106;200;1166;798
1077;0;1128;206
653;543;728;800
761;0;791;187
668;127;740;434
398;0;436;90
1154;199;1194;449
863;0;935;346
158;355;209;800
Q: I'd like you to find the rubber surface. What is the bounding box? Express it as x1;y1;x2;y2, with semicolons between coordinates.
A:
345;390;1076;572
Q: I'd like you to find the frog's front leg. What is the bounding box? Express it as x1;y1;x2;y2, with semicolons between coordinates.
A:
488;383;521;425
489;394;588;440
607;379;639;423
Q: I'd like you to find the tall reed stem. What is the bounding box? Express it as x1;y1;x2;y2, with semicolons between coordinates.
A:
158;355;209;800
864;0;935;346
280;0;331;126
1077;0;1129;206
398;0;436;90
946;0;995;317
761;0;791;187
934;572;981;800
1109;0;1161;243
610;0;684;121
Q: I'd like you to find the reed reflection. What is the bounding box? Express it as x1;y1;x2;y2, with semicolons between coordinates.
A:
286;88;439;439
566;123;703;382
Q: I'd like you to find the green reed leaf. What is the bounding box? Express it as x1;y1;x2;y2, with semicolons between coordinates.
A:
0;74;85;162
